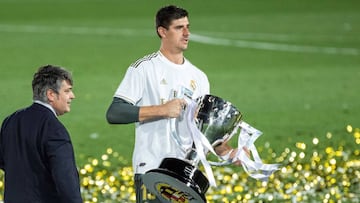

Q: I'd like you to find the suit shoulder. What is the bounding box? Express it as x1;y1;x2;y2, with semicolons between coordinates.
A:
29;104;65;129
1;106;29;126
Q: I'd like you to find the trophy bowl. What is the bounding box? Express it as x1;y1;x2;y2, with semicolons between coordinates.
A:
196;94;242;147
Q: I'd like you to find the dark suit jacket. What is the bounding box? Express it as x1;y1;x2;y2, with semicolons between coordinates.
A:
0;103;83;203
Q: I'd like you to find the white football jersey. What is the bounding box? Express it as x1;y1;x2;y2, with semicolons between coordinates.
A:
114;51;210;174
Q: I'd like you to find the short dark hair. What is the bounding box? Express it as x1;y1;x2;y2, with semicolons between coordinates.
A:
155;5;188;38
32;65;73;102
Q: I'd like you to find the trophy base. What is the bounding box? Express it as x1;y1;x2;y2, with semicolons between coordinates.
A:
142;158;209;203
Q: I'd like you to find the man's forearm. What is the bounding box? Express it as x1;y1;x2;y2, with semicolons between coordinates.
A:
138;105;168;122
106;97;140;124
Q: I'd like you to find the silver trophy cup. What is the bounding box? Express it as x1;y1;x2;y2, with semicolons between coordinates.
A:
142;94;242;203
188;94;242;162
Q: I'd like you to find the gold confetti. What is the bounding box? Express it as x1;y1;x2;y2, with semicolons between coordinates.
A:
1;125;358;202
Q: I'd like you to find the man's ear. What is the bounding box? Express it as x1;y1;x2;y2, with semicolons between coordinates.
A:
157;26;167;38
46;89;56;102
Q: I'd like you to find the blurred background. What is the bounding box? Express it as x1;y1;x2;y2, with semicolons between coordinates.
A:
0;0;359;202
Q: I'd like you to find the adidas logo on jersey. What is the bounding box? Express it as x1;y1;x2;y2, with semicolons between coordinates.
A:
160;78;167;85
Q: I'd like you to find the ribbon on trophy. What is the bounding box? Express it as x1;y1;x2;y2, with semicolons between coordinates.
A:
185;98;219;187
184;98;280;186
234;121;280;181
170;88;280;188
169;87;218;187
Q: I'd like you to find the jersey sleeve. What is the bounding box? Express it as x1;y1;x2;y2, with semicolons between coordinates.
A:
202;74;210;95
194;68;210;98
114;64;145;105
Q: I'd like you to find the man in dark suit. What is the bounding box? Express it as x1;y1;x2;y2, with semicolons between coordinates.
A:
0;65;83;202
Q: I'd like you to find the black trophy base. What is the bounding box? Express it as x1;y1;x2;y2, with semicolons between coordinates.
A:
142;158;209;203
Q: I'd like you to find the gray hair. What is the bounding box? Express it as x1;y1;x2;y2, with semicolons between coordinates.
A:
32;65;73;103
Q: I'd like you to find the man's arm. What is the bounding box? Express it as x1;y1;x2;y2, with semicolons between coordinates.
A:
214;142;250;165
0;118;9;170
47;128;83;203
106;97;140;124
0;145;3;170
106;97;186;124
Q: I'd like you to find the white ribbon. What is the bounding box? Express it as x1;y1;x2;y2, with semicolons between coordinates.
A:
234;121;280;181
184;101;279;184
169;88;279;186
184;98;218;187
169;117;187;153
167;87;218;186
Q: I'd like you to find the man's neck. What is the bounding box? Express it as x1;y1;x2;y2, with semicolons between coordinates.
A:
34;100;58;116
159;48;184;65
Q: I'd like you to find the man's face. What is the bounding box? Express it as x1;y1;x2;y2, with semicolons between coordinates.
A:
162;16;190;52
48;80;75;116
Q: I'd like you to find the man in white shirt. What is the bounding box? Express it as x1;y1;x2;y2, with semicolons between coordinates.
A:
106;5;236;202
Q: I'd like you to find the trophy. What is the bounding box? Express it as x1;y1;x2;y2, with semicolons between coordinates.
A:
142;94;242;203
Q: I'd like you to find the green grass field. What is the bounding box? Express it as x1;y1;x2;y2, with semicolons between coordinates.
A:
1;0;360;202
1;0;359;170
0;0;360;163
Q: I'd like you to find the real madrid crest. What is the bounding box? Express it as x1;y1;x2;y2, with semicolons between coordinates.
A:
190;80;196;92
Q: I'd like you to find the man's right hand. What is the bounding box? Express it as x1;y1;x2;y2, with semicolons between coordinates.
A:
138;98;187;122
162;98;187;118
